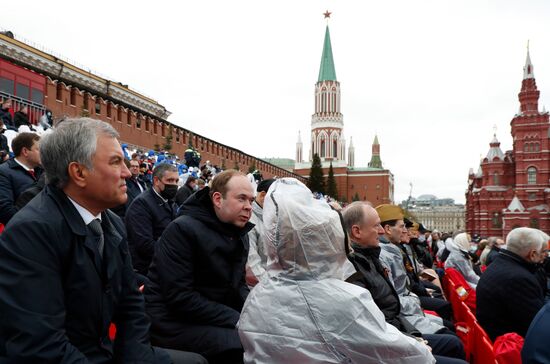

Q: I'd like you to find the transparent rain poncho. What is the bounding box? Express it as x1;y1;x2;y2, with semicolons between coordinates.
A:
238;178;435;364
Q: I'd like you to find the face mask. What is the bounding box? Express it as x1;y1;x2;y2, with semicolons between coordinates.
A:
161;184;178;200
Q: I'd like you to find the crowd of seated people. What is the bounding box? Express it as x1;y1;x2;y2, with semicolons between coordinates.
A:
0;116;550;363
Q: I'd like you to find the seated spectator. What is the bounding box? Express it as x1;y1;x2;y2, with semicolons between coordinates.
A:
175;175;197;207
196;177;206;190
145;170;254;364
245;178;276;286
402;220;444;298
431;230;444;261
238;179;435;364
484;236;505;267
477;227;548;340
344;201;467;364
0;123;8;161
112;159;148;218
15;172;46;210
125;163;178;277
0;132;42;225
444;232;480;289
39;109;53;129
14;106;30;129
0;99;14;130
0;118;206;363
376;204;453;322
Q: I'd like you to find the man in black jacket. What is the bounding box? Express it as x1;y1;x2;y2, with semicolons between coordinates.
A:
477;227;548;341
0;99;14;130
175;175;197;207
145;169;255;364
0;118;206;363
343;202;467;364
0;132;42;224
125;163;178;278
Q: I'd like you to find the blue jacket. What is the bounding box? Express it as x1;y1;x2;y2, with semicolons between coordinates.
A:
0;158;42;224
522;301;550;363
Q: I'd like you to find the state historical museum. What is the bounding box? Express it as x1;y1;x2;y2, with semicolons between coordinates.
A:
466;48;550;237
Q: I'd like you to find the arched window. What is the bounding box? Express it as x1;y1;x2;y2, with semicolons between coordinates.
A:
333;139;338;158
527;167;537;185
493;172;499;185
320;137;326;158
492;212;502;228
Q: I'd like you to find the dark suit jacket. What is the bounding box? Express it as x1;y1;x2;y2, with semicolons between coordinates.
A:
0;185;166;363
0;158;42;224
125;188;176;275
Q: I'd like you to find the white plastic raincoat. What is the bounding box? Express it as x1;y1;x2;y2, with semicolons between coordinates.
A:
379;237;444;334
237;178;435;364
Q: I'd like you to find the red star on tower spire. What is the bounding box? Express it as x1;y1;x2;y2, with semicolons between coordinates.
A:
323;10;332;19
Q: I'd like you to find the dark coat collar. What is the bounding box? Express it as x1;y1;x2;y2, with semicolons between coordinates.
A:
352;242;382;259
45;185;124;279
45;185;122;241
500;249;539;273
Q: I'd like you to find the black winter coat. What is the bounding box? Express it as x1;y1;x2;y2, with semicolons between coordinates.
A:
175;184;193;207
0;158;42;224
145;186;252;357
125;188;176;275
476;249;544;341
0;108;13;130
348;244;420;336
485;246;500;267
0;185;166;363
13;111;30;128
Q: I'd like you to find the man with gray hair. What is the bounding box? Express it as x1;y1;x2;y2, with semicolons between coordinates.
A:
477;227;548;340
125;163;179;278
0;118;205;363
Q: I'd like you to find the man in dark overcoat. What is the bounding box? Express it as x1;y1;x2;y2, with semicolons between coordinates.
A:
0;132;42;224
0;118;205;363
145;169;254;364
125;163;179;277
477;227;548;341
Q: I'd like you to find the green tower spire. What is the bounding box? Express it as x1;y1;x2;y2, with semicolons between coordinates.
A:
318;25;337;82
368;135;383;169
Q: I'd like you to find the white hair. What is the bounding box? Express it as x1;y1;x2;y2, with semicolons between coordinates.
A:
40;118;119;188
506;227;545;257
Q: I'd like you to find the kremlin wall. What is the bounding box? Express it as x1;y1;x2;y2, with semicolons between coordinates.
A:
0;31;303;184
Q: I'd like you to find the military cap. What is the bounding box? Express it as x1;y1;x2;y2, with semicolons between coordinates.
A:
418;223;431;234
375;204;404;224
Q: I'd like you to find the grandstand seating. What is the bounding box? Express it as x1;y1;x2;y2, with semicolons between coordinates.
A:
442;267;526;363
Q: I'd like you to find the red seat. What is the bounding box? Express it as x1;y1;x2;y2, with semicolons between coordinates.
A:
471;321;497;364
445;267;477;312
109;323;116;341
493;332;524;364
0;223;4;235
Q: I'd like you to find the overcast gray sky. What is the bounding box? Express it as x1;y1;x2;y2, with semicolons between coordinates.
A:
4;0;550;203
